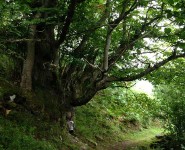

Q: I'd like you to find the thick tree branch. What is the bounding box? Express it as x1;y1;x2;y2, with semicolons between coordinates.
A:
103;0;111;71
72;37;87;56
71;88;98;106
56;0;86;48
70;53;185;107
100;0;138;73
1;39;45;43
103;29;112;71
107;53;185;82
56;0;78;48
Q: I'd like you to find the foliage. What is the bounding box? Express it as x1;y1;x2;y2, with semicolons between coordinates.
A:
76;87;160;143
99;87;159;125
152;58;185;146
148;58;185;85
0;0;184;107
154;84;185;141
0;54;15;80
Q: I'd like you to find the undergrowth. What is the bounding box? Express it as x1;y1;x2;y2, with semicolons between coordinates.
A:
0;112;58;150
0;79;73;150
75;88;161;149
0;79;162;150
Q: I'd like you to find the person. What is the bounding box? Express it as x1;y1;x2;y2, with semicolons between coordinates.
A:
67;120;75;134
66;107;75;134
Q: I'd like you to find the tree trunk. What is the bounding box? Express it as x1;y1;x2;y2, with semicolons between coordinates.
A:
20;25;37;91
33;24;57;88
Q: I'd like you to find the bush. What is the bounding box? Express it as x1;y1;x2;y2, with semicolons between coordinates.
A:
76;87;159;142
0;54;15;79
96;88;159;125
155;84;185;142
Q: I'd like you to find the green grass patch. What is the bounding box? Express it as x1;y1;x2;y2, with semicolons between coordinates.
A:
0;115;57;150
121;127;164;149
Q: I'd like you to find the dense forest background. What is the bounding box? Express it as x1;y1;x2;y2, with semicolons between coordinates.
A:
0;0;185;149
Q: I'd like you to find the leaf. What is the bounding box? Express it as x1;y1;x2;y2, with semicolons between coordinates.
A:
167;0;174;5
177;43;185;49
137;49;141;54
166;10;173;18
164;28;172;34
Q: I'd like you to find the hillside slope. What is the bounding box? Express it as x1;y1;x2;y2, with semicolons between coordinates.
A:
0;79;162;150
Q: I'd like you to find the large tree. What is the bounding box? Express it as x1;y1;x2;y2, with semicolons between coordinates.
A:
1;0;185;110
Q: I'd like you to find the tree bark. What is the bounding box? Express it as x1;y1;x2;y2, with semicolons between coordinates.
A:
103;28;111;71
20;24;37;91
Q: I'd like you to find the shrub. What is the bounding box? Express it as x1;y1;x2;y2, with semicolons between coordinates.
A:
155;84;185;142
0;54;15;79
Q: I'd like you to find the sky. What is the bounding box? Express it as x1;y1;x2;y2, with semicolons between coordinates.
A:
132;80;154;96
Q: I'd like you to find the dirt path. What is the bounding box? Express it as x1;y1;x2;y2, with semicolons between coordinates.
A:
108;141;138;150
107;127;163;150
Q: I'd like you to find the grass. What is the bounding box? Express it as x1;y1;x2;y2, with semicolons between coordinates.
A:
75;92;164;150
0;80;75;150
120;126;164;149
0;115;57;150
0;108;85;150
